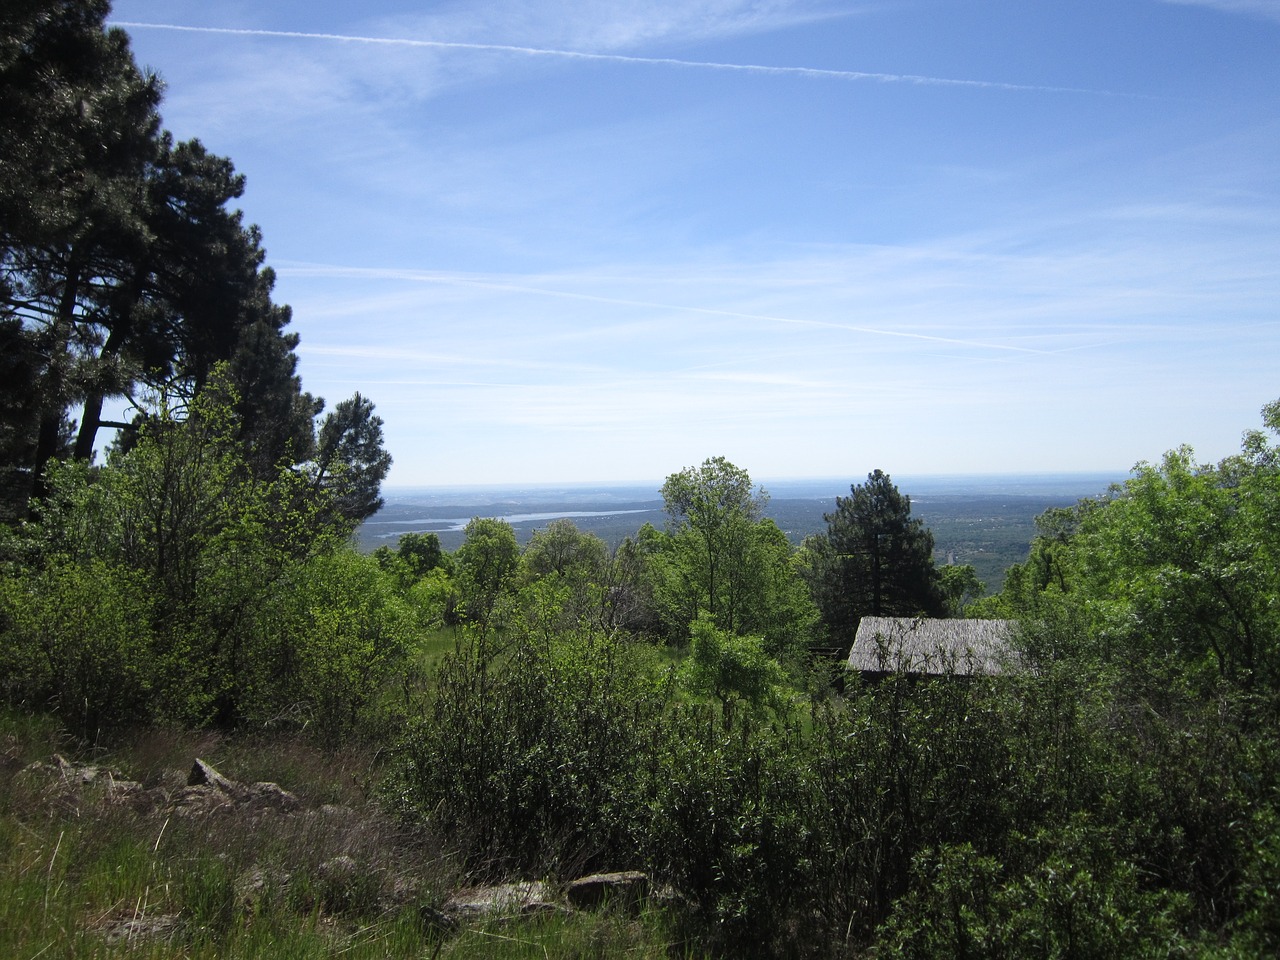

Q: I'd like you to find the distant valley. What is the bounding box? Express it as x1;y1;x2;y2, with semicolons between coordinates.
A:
357;473;1122;592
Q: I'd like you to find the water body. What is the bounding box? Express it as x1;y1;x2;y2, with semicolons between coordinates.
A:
364;508;655;538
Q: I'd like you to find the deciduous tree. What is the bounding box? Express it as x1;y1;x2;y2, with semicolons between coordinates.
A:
660;456;768;635
455;517;520;628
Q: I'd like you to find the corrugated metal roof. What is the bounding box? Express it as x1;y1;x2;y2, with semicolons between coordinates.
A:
848;616;1019;676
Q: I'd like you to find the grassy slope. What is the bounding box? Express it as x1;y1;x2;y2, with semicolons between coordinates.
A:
0;712;695;959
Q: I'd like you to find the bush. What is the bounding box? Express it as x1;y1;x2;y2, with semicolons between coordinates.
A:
0;560;154;738
387;595;675;877
247;550;413;745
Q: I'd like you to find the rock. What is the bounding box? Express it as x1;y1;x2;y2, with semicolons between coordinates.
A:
444;881;562;919
236;866;290;912
188;758;237;792
102;914;182;944
565;871;650;910
184;759;301;813
169;784;236;816
241;779;301;813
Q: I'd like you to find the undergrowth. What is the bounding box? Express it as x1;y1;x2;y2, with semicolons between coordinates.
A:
0;711;692;959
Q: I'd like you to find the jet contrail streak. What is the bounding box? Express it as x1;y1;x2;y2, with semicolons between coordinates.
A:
279;262;1056;355
110;21;1150;98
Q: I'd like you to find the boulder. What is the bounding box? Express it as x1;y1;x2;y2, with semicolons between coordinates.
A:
444;881;562;919
565;871;650;910
185;758;301;813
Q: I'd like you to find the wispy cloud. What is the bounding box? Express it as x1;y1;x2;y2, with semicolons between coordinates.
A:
278;262;1059;354
388;0;851;52
1159;0;1280;22
111;21;1148;98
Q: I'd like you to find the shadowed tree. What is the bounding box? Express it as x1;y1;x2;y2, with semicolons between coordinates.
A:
0;0;162;504
810;469;945;648
1;2;322;515
307;392;393;529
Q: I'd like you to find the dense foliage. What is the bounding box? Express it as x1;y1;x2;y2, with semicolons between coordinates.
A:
386;403;1280;957
0;379;407;742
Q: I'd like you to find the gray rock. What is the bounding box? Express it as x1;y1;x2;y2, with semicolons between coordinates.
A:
565;871;650;910
444;881;562;919
102;914;182;944
188;758;237;792
185;758;301;813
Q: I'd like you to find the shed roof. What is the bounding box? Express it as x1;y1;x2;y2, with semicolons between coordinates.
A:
848;616;1019;677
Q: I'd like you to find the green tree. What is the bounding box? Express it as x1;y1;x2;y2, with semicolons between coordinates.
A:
307;392;393;527
522;517;607;582
597;527;663;636
1;373;367;730
396;531;444;580
250;550;412;745
520;518;610;630
660;456;768;635
454;517;520;628
810;469;945;646
979;400;1280;691
940;563;985;617
681;614;787;730
735;518;820;658
0;558;154;738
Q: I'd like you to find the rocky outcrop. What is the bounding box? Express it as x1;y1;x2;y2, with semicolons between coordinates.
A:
18;754;661;929
178;758;301;814
19;755;299;816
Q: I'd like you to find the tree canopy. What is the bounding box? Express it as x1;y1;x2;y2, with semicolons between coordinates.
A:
808;469;946;646
0;0;386;524
976;399;1280;693
654;457;817;654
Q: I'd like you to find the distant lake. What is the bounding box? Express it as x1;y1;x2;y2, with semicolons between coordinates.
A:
362;508;655;537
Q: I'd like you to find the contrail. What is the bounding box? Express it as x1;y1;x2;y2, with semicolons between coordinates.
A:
110;21;1147;98
278;262;1056;355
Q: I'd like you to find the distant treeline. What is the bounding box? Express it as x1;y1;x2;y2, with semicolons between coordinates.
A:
358;485;1114;592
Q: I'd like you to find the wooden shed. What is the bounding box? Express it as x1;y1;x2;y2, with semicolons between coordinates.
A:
848;616;1019;679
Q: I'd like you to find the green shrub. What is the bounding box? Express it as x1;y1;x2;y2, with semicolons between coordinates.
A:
247;550;413;745
0;560;154;738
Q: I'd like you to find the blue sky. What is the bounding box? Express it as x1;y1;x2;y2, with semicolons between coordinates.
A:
108;0;1280;486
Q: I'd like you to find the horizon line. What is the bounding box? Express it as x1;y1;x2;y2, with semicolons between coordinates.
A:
381;469;1129;491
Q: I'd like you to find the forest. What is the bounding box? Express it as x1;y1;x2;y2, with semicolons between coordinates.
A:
4;4;1280;958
